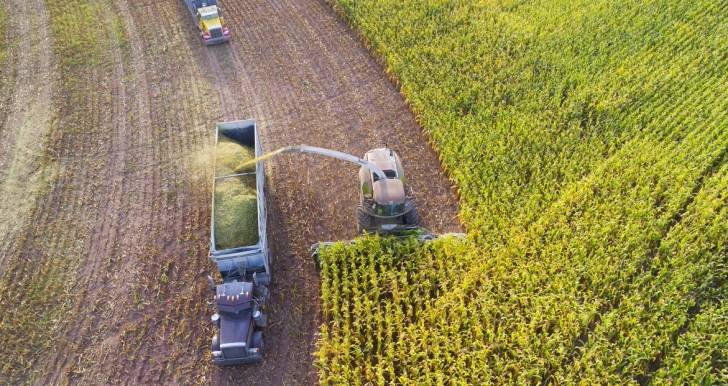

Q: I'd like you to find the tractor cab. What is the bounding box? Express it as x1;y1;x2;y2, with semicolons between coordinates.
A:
195;4;230;45
210;280;266;365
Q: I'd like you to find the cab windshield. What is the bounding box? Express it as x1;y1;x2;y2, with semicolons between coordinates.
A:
201;11;218;20
376;204;404;216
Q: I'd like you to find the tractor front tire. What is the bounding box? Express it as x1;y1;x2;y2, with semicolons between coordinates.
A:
252;331;264;355
357;205;373;233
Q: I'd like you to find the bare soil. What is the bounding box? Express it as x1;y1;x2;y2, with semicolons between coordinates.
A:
0;0;460;384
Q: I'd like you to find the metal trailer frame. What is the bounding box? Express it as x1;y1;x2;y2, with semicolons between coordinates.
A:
208;120;269;366
210;119;270;284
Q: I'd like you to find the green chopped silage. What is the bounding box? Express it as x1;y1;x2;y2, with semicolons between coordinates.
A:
214;177;259;250
215;135;256;177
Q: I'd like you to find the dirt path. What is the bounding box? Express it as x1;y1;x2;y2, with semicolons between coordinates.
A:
0;0;460;384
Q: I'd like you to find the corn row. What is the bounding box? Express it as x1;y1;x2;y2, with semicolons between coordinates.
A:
318;0;728;383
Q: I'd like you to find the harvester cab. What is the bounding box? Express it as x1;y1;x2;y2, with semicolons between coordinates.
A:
357;143;419;234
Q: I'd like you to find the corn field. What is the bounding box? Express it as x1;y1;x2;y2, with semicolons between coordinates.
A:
316;0;728;383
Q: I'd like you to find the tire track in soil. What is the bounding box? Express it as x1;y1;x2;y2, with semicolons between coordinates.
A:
74;0;241;382
204;47;240;119
79;0;217;383
35;0;206;382
17;6;126;382
43;0;138;381
0;0;53;275
0;0;134;377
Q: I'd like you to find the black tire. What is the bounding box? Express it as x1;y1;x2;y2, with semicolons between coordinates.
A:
357;205;373;233
404;204;419;226
252;331;264;355
312;248;321;272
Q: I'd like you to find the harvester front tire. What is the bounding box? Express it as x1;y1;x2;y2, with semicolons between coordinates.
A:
404;204;419;226
357;205;372;233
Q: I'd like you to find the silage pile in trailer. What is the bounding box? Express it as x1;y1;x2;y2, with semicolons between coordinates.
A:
215;135;256;176
214;135;258;250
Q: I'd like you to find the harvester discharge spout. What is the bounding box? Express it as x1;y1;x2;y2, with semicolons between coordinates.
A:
238;144;388;181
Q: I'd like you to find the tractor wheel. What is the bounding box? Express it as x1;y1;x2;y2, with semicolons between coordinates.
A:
357;205;373;233
252;331;264;355
404;204;419;226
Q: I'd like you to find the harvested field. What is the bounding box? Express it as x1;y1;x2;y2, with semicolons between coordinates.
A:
0;0;460;385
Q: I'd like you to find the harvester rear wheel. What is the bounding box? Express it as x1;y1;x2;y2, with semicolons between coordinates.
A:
357;205;372;233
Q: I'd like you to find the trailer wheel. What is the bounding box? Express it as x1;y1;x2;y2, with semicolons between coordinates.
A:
357;205;372;233
252;331;264;355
